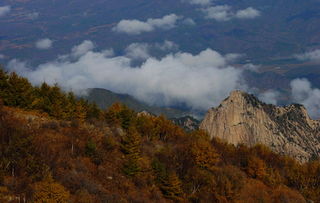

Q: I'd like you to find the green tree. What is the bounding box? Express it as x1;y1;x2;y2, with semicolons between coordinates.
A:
85;138;97;157
152;159;184;201
6;72;34;108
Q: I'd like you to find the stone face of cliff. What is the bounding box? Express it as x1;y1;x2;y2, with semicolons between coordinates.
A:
200;90;320;162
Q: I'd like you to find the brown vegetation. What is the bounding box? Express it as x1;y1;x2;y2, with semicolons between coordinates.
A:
0;69;319;202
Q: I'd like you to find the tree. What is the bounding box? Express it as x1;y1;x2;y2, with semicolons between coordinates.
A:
246;156;267;179
6;72;34;108
121;126;142;176
86;102;101;120
0;68;9;102
32;174;70;203
190;132;220;171
152;159;184;201
104;102;122;126
160;172;184;201
85;138;97;157
74;99;87;122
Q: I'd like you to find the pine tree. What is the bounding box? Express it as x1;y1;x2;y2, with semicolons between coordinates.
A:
6;72;34;108
152;159;184;201
32;174;70;203
160;172;184;201
75;99;87;122
121;126;141;176
191;135;220;171
0;68;9;102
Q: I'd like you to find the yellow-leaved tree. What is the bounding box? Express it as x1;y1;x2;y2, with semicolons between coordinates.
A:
32;174;70;203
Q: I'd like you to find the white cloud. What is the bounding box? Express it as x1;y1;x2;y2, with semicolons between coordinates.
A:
101;49;115;57
8;41;246;111
202;6;261;21
155;40;178;51
225;53;243;63
113;19;153;35
0;54;4;59
184;0;212;6
182;18;196;26
290;78;320;119
235;7;260;19
124;41;178;60
125;43;150;60
202;5;232;21
0;6;11;17
241;63;260;72
71;40;95;58
295;49;320;62
112;14;181;35
35;38;53;50
258;90;280;105
27;12;39;20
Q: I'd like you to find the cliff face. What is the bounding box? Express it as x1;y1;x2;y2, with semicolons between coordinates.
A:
200;90;320;162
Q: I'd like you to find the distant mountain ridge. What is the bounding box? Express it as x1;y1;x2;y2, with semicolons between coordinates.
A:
200;90;320;162
83;88;190;118
172;116;200;131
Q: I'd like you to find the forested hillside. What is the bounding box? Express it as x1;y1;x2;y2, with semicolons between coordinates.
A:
0;69;320;202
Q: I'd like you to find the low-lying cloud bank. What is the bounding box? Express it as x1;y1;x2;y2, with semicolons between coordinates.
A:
202;6;260;21
112;14;184;35
0;6;11;17
7;40;320;118
8;40;246;111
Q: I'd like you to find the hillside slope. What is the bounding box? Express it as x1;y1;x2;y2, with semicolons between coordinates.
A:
1;70;320;202
0;101;314;203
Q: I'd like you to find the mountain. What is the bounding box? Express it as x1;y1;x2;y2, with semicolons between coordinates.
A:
200;90;320;162
83;88;190;118
172;115;200;131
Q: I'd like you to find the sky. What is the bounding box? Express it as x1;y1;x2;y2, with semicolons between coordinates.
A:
2;0;320;118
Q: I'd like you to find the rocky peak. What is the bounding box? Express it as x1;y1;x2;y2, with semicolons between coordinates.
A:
200;90;320;163
222;90;262;107
172;116;200;132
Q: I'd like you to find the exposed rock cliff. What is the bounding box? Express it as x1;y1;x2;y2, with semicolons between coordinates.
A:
200;90;320;162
